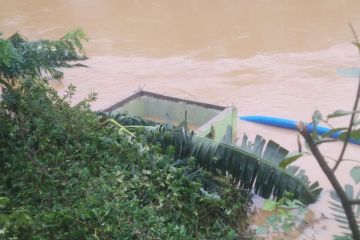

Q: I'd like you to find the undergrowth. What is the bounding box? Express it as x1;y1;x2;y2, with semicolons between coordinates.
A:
0;30;254;239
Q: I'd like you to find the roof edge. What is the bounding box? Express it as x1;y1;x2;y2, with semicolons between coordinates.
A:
103;90;226;112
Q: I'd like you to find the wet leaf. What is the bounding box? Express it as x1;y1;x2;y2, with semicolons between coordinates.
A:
333;236;353;240
327;110;355;119
312;110;323;125
14;211;30;225
350;166;360;184
353;117;360;126
256;226;267;235
321;128;347;138
0;197;10;209
336;130;360;142
262;199;276;211
279;151;303;169
349;129;360;140
312;110;323;140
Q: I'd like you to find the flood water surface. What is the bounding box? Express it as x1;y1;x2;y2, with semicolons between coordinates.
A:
1;1;360;239
2;0;360;58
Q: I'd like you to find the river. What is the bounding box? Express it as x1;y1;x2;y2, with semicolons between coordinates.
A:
1;1;360;239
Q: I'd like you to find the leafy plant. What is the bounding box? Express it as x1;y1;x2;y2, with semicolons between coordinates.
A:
107;116;322;205
0;76;257;239
0;28;87;86
0;32;255;239
256;192;307;236
297;24;360;240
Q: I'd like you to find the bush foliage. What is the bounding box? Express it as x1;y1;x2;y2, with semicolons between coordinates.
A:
0;32;253;239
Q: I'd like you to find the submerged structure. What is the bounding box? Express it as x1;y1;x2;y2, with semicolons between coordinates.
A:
104;90;237;144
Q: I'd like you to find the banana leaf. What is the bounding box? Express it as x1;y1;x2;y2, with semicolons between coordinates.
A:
141;126;321;205
107;114;322;205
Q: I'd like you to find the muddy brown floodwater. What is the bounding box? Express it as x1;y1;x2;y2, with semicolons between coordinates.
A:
1;1;360;239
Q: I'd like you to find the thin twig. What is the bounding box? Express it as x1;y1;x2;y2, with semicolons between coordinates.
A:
321;155;338;162
333;76;360;172
342;159;360;163
297;134;302;152
323;120;335;129
314;139;339;145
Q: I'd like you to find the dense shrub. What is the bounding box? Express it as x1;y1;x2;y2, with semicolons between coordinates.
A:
0;32;253;239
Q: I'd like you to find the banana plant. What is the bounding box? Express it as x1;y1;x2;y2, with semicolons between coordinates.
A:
0;29;87;85
106;114;322;205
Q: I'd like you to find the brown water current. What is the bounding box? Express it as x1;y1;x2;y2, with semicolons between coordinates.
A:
2;1;360;239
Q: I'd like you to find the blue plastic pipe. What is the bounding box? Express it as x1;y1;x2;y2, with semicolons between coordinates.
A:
336;67;360;78
239;115;360;145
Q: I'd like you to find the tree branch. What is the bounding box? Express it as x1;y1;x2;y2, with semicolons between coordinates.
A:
298;123;360;240
349;199;360;205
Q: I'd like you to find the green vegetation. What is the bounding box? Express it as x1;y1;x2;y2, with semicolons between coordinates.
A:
255;192;308;237
0;31;255;239
108;113;322;205
0;29;87;84
296;27;360;240
0;79;253;239
0;30;327;239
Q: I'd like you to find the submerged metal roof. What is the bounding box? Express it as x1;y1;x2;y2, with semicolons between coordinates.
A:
103;90;226;112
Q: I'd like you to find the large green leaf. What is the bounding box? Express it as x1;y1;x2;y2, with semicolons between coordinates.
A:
99;111;158;126
195;134;321;205
327;110;360;119
113;116;322;205
279;151;303;169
